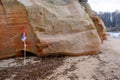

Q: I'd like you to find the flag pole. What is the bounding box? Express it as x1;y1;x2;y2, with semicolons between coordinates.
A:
21;26;27;65
24;40;27;65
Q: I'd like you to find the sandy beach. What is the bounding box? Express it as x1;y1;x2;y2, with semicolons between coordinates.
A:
0;35;120;80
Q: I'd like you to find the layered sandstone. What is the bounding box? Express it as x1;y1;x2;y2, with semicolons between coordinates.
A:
0;0;38;59
80;2;106;42
0;0;106;59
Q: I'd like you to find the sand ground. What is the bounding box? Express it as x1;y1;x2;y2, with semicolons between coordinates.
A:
0;36;120;80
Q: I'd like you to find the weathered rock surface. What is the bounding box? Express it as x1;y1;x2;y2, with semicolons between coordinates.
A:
0;0;39;59
0;0;106;59
80;2;106;42
91;15;106;42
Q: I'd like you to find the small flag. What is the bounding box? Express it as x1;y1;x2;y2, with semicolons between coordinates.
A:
21;26;27;41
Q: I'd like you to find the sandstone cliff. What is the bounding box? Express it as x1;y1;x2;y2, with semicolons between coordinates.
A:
0;0;39;59
0;0;106;59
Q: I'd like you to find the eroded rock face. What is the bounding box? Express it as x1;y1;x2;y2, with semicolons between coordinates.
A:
80;2;106;42
91;15;106;42
0;0;38;59
0;0;105;59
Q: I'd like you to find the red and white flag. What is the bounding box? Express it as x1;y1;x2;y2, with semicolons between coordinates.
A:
21;26;27;41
